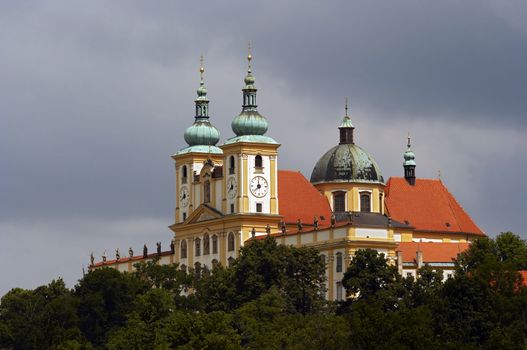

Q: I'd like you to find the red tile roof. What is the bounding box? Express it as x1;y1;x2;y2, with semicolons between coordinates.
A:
91;251;173;268
397;242;470;263
278;170;332;225
385;177;484;236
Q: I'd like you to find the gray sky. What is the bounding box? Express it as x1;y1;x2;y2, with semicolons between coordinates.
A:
1;0;526;296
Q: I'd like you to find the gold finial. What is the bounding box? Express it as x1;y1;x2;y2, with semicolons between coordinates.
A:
345;97;349;117
247;40;252;62
199;55;205;79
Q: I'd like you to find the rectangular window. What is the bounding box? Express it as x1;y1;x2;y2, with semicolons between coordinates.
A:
333;192;346;212
336;253;343;273
230;204;235;214
336;282;343;301
256;203;262;213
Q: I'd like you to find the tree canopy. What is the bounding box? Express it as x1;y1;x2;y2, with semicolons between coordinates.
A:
1;232;526;349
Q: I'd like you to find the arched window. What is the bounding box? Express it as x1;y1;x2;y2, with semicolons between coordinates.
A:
336;252;343;273
228;257;235;267
194;262;201;279
203;234;210;255
333;191;346;212
360;192;371;212
255;155;263;168
180;240;187;259
204;180;211;203
228;232;235;252
212;235;218;254
182;165;188;184
229;156;235;175
195;238;201;256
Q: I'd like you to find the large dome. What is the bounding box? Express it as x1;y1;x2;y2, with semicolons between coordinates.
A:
310;143;384;184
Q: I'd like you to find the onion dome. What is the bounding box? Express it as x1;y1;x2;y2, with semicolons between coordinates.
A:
310;102;384;184
225;45;277;145
403;134;416;166
178;57;222;155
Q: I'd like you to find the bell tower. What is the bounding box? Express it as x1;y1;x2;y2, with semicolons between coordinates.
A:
221;45;280;217
172;57;223;224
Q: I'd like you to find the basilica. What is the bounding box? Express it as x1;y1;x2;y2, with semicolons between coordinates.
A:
92;52;484;301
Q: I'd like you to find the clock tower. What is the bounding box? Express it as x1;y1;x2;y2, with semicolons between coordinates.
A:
221;49;280;218
172;58;223;224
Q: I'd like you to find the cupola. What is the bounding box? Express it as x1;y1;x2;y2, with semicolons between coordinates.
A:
310;102;384;184
225;45;277;145
178;56;222;155
403;134;416;185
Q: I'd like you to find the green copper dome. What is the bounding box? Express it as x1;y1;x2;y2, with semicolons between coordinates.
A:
310;112;384;184
177;61;222;155
184;120;220;146
227;53;274;143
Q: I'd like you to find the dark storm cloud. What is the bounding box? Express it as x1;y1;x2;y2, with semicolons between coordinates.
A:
0;0;525;295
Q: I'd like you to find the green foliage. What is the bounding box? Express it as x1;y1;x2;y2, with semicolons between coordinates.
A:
74;268;148;347
231;236;326;313
1;233;526;349
0;279;82;350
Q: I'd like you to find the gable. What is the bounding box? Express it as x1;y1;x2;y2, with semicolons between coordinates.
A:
185;204;224;224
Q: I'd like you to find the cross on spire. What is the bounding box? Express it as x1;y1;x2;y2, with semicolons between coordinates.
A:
345;97;349;117
247;40;252;72
199;54;204;80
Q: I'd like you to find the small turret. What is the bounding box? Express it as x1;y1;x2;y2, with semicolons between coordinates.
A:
403;134;416;185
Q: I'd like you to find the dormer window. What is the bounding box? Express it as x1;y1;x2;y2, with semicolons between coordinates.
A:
182;165;188;184
360;192;371;212
229;156;235;175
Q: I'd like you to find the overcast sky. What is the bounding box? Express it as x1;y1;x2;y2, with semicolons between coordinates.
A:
1;0;526;296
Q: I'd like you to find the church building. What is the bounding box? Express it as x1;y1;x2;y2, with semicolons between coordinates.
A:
91;52;484;301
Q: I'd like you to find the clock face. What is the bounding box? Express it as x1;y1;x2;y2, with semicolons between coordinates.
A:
227;176;237;199
250;176;269;198
179;186;189;207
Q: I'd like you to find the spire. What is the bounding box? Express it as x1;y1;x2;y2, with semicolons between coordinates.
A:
195;55;209;119
242;41;257;110
339;97;355;144
231;43;269;137
403;133;416;185
183;56;220;148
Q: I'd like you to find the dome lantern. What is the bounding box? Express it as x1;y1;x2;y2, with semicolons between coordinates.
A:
339;98;355;144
